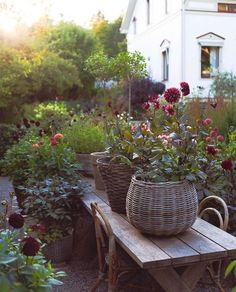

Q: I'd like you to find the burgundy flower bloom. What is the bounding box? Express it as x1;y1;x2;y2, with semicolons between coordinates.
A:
107;101;112;108
164;88;181;103
180;82;190;96
142;102;150;110
162;104;176;116
16;124;21;129
205;136;212;143
114;111;119;116
35;121;40;127
9;213;24;229
31;224;45;233
206;146;217;155
22;237;40;256
153;100;160;110
210;128;218;138
221;159;233;171
149;95;159;102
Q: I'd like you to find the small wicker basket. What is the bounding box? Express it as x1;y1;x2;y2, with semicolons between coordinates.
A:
90;152;108;190
97;157;136;214
126;176;198;236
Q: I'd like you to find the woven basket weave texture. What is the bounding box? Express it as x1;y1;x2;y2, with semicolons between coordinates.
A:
90;152;108;190
126;176;198;236
97;157;136;214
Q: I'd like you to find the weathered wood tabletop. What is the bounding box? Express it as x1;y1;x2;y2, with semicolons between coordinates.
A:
81;180;236;292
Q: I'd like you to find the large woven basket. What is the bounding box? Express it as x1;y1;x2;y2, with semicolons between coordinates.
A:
90;152;108;190
126;176;198;236
97;157;136;214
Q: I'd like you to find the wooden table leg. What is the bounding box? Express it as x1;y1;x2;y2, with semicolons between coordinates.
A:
148;262;208;292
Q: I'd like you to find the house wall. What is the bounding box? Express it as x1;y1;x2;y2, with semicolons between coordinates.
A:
184;10;236;96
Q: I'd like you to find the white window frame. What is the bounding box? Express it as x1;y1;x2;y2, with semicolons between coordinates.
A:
147;0;150;25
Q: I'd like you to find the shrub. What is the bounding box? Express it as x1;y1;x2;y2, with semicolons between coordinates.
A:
22;177;85;243
0;124;18;160
64;118;105;153
33;101;74;134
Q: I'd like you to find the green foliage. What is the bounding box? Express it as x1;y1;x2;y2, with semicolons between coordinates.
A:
211;71;236;99
0;124;17;159
64;118;105;153
91;14;127;57
33;101;74;134
0;229;65;291
21;177;85;243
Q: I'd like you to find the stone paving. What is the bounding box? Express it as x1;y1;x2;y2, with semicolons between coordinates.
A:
0;176;15;215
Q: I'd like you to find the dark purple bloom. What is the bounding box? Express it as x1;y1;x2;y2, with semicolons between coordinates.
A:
164;88;181;103
180;82;190;96
221;159;233;171
22;237;40;256
9;213;24;229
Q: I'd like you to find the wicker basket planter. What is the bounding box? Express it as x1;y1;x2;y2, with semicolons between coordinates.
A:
43;234;73;264
90;152;108;190
97;157;136;214
76;153;93;177
126;176;198;236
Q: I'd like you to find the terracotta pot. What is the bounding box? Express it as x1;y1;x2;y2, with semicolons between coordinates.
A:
76;153;93;177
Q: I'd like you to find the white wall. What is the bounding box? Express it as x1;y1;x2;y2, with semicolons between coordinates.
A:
184;10;236;96
127;12;182;88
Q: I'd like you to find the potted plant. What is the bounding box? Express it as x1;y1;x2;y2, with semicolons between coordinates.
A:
64;117;106;177
0;210;65;291
126;82;207;236
21;176;85;263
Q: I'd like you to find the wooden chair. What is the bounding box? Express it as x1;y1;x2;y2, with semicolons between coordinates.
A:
90;202;155;292
198;195;229;292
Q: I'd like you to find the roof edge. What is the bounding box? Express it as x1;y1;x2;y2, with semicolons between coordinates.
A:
120;0;137;34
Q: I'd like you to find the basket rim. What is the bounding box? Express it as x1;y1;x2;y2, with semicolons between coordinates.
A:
90;151;109;157
97;156;134;167
131;175;193;187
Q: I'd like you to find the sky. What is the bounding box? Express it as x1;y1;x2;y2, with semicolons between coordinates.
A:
0;0;128;32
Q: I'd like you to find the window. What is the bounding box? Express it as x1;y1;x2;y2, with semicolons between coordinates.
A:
162;49;169;81
218;3;236;13
147;0;150;25
201;46;219;78
132;17;137;34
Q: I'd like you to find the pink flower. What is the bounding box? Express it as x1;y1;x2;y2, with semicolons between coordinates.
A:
32;143;39;149
221;159;233;171
142;102;150;110
180;82;190;96
131;124;137;132
162;104;176;116
202;118;212;126
164;88;181;103
50;137;57;146
206;137;212;143
54;133;64;140
210;128;218;138
217;135;224;142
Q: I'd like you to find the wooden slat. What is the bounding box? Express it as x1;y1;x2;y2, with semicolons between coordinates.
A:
192;218;236;257
177;228;227;261
149;236;200;265
81;190;171;269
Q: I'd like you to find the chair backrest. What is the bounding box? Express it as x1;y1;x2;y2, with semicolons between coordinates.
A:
198;195;229;231
91;202;117;273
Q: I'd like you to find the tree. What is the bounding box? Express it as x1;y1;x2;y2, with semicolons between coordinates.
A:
85;50;113;97
211;72;236;99
111;51;148;114
47;21;99;98
91;13;127;57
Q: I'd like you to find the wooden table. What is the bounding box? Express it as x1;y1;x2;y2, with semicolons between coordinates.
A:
81;181;236;292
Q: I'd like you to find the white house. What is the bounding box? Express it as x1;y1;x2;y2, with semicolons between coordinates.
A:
121;0;236;96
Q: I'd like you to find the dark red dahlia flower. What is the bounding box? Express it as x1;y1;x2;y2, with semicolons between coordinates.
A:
206;146;217;155
107;101;112;108
50;137;57;146
153;100;160;110
180;82;190;96
9;213;24;229
162;104;176;116
35;121;40;127
22;237;40;256
142;102;150;110
164;88;181;103
221;159;233;171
